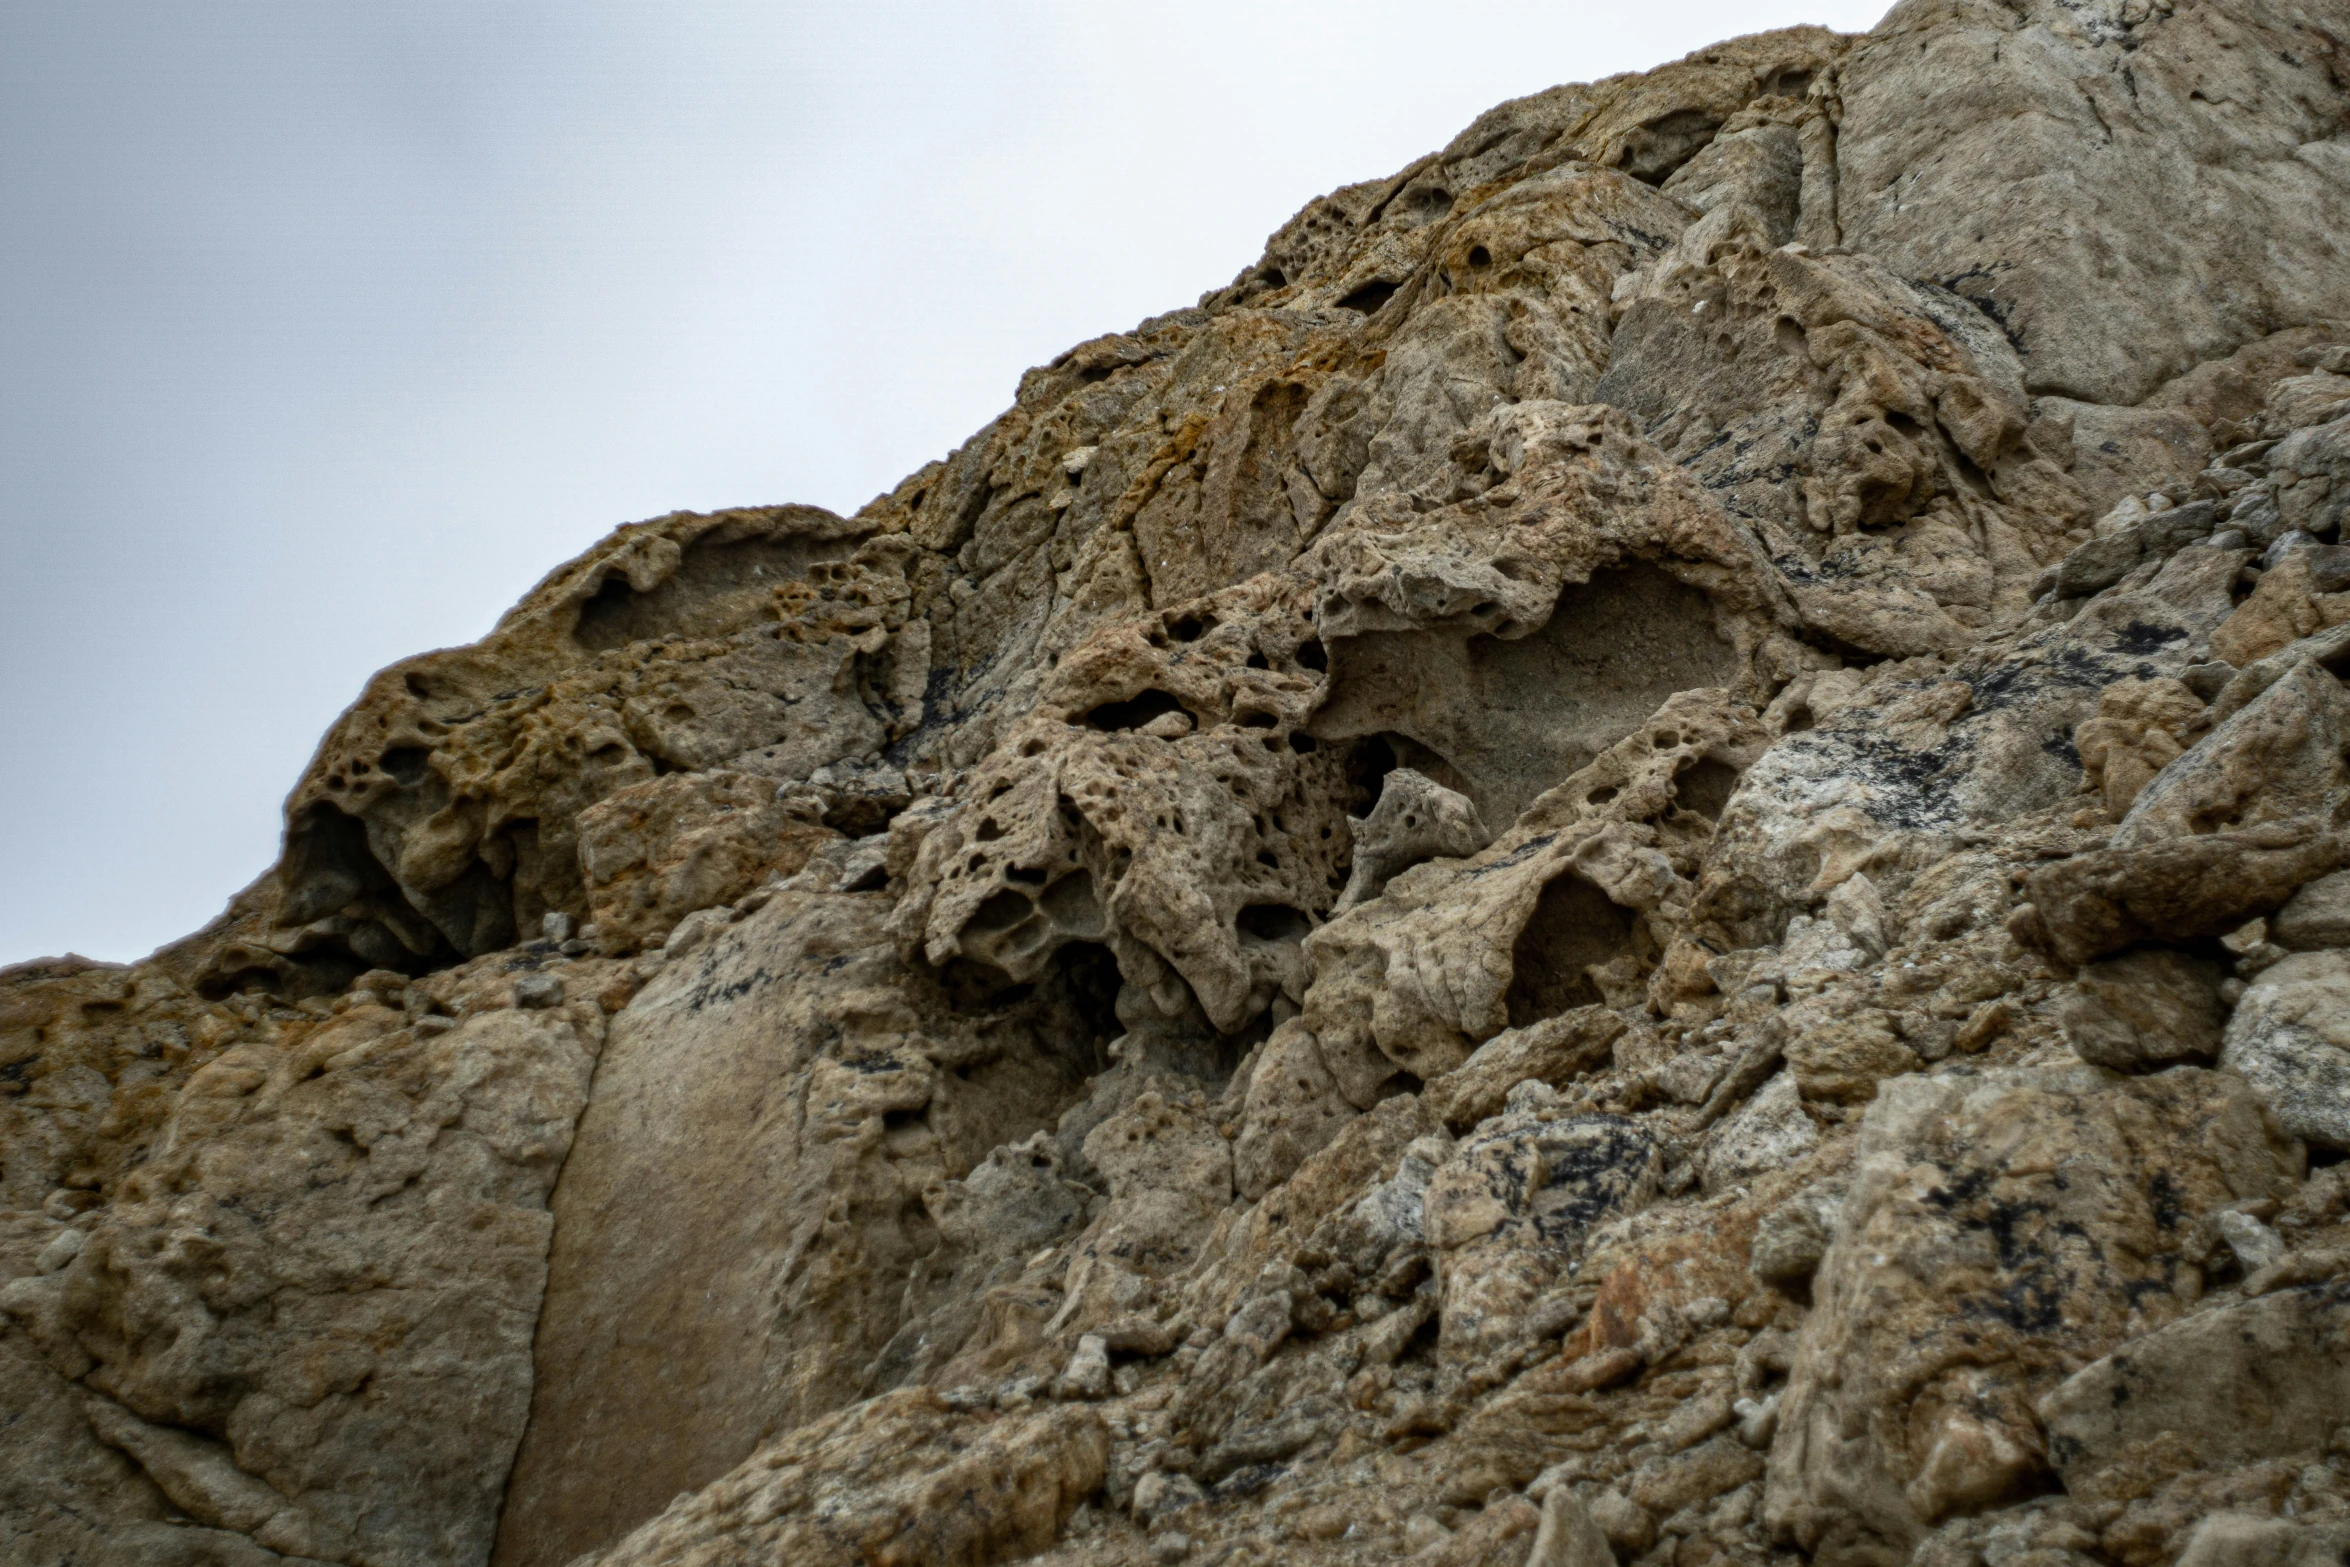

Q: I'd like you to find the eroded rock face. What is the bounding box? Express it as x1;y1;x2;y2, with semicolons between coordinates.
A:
3;956;622;1566
491;890;1107;1567
11;4;2350;1564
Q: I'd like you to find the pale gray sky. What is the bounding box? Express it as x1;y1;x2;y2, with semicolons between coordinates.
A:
1;1;1887;964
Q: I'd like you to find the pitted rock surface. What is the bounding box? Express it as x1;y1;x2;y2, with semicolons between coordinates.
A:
9;4;2350;1564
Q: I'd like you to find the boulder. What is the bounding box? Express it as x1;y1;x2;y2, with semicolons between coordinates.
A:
1764;1065;2300;1566
2016;819;2350;970
2271;868;2350;951
1425;1111;1657;1363
2220;948;2350;1149
2041;1282;2350;1495
2058;948;2227;1071
1704;1071;1820;1193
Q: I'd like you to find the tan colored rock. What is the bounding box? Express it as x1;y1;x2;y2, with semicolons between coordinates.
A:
2058;947;2227;1071
1704;1071;1820;1194
2175;1513;2350;1567
1333;767;1486;912
574;768;838;952
2213;552;2350;667
2073;677;2207;819
2016;818;2350;970
0;955;284;1213
1524;1486;1615;1567
1424;1111;1656;1363
192;510;918;995
493;892;1103;1567
1764;1065;2299;1565
1304;687;1766;1096
2117;659;2350;844
21;10;2350;1566
570;1389;1107;1567
1785;1010;1919;1104
3;997;601;1567
1419;1007;1626;1133
2041;1281;2350;1499
2273;867;2350;951
1835;0;2350;407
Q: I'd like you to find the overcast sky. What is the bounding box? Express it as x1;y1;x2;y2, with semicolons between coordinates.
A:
1;0;1888;966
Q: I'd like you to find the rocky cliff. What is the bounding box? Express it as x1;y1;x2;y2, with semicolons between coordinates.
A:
9;3;2350;1564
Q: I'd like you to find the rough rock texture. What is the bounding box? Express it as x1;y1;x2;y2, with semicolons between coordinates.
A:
2221;948;2350;1149
10;3;2350;1565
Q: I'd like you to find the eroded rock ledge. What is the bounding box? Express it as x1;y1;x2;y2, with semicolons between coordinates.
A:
8;3;2350;1565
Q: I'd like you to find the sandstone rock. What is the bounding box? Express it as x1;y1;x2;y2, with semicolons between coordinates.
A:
1056;1334;1112;1401
2040;1281;2350;1496
1525;1486;1617;1567
1750;1191;1836;1288
2220;948;2350;1150
2272;868;2350;951
1419;1007;1627;1133
1305;686;1767;1094
1765;1064;2300;1565
1333;766;1486;913
7;1000;601;1567
493;893;1105;1567
575;768;838;952
2216;1209;2287;1275
570;1389;1108;1567
1703;1071;1819;1194
2121;660;2350;844
2017;819;2350;970
20;8;2350;1565
1835;0;2350;407
2176;1513;2350;1567
2058;947;2226;1071
2038;503;2218;601
1423;1111;1656;1362
195;512;917;995
2072;677;2207;819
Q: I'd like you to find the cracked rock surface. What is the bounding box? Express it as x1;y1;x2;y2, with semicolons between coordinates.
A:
8;3;2350;1564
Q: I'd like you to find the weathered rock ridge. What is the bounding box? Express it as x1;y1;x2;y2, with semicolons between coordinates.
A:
9;3;2350;1564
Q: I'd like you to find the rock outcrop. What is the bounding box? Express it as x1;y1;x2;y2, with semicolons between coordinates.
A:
9;2;2350;1564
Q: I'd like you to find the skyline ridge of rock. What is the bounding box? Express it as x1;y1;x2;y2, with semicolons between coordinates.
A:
8;2;2350;1564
